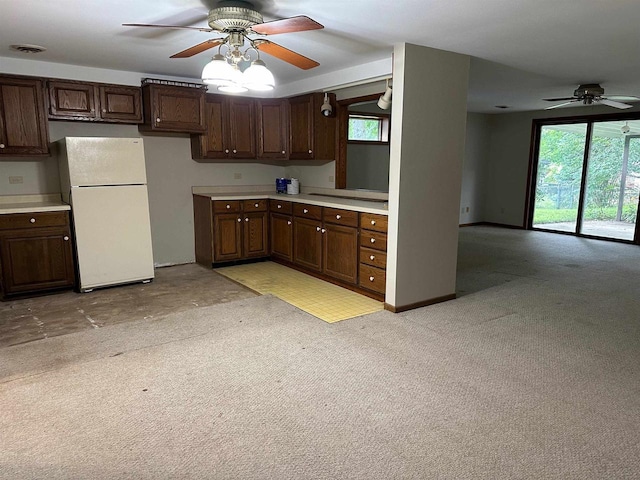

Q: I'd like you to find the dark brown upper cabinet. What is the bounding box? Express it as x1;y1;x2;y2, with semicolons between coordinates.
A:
141;83;206;133
256;98;288;160
47;79;143;124
289;92;337;160
0;75;50;156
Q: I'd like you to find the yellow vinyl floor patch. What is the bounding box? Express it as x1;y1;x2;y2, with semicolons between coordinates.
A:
215;262;383;323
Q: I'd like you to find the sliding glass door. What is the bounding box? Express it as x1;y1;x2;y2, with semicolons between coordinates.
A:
531;119;640;242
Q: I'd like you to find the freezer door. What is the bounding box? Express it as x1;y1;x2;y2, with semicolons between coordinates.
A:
71;185;154;291
63;137;147;186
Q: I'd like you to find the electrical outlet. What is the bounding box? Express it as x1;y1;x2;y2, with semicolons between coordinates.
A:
233;172;242;180
465;207;470;213
9;176;24;184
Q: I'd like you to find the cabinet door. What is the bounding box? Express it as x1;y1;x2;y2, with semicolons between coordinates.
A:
0;227;75;295
288;94;314;159
0;77;49;156
191;94;228;159
148;85;205;133
213;213;243;262
99;85;143;123
323;224;358;284
270;213;293;261
293;216;322;272
257;99;288;159
48;80;98;119
228;97;256;158
243;212;268;258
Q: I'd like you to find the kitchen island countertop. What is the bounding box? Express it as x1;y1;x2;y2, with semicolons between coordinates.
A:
193;191;388;215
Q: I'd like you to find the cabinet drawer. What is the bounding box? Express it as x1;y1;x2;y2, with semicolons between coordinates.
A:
0;212;68;230
360;231;387;251
269;199;292;214
360;247;387;269
359;264;386;294
360;212;388;233
323;207;358;227
213;200;241;213
293;203;322;220
242;199;268;212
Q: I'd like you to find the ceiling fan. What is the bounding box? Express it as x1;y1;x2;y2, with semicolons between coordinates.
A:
123;0;323;70
544;84;640;110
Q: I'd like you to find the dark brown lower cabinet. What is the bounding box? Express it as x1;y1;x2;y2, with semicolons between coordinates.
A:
270;213;293;261
0;212;75;298
213;213;243;262
243;212;268;258
293;216;323;272
323;224;358;284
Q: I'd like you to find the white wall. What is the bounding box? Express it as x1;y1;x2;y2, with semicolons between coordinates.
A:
460;113;492;224
386;43;470;308
346;144;390;192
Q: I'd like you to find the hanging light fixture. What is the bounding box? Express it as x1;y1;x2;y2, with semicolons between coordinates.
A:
201;37;275;94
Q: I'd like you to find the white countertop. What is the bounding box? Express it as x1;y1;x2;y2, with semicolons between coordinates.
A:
0;194;71;215
194;191;389;215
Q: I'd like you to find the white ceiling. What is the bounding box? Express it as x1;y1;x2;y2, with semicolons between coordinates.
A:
2;0;640;113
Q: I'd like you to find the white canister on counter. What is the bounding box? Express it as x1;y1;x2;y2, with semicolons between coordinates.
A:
287;178;300;195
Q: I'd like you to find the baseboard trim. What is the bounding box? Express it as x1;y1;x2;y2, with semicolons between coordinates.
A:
462;221;525;230
384;293;456;313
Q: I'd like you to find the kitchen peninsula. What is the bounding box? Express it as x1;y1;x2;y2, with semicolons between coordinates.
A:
192;187;389;300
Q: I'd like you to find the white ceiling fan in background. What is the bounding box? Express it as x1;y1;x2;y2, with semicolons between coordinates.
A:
544;84;640;110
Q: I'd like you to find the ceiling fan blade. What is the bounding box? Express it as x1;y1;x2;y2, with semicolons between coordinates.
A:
543;97;577;102
123;23;213;33
251;15;324;35
600;99;633;109
545;100;580;110
605;95;640;101
170;39;225;58
255;40;319;70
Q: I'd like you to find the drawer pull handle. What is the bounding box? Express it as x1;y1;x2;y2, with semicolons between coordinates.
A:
316;226;321;232
308;150;312;154
225;149;230;154
369;276;375;282
245;217;249;222
64;236;70;241
282;150;286;154
336;214;341;219
233;149;237;154
156;117;161;123
370;255;375;260
0;143;5;149
287;221;291;225
254;203;259;208
370;238;376;243
226;204;231;209
371;220;376;225
277;205;282;209
30;218;36;223
303;209;308;214
237;218;242;222
321;228;326;234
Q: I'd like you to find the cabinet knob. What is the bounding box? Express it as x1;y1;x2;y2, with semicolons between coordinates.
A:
277;204;282;209
225;149;230;154
102;108;106;113
308;150;312;154
282;150;285;154
30;218;36;223
156;117;161;123
245;217;249;222
64;236;70;241
369;276;375;282
370;238;376;243
287;221;291;225
321;228;326;234
303;208;308;214
371;220;376;225
370;255;375;261
336;214;341;220
233;149;237;154
237;218;242;222
0;144;5;148
316;226;321;232
254;203;259;208
226;204;231;209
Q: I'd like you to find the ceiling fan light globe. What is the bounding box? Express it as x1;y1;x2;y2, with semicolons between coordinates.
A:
202;54;236;86
243;60;275;91
217;66;249;93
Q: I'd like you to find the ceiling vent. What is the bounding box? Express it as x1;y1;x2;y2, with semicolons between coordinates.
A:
10;44;46;54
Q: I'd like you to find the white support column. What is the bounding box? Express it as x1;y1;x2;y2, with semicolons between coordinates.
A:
386;43;470;310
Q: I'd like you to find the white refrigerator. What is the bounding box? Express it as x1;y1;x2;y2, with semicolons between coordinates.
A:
58;137;155;292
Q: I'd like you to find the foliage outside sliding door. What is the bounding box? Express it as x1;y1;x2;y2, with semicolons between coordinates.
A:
531;119;640;242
